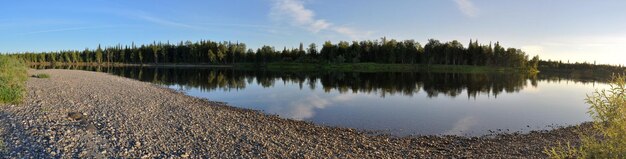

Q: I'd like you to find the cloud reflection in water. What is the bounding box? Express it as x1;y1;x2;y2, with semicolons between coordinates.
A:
267;93;359;120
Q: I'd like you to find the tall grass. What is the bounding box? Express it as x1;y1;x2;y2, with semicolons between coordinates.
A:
545;75;626;158
0;56;27;104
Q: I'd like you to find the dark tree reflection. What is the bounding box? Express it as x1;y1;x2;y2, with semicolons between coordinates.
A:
37;65;605;98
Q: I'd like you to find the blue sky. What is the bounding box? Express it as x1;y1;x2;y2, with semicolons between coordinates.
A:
1;0;625;65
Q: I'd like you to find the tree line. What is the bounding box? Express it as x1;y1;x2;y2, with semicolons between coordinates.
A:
539;60;625;72
12;38;540;69
43;66;536;98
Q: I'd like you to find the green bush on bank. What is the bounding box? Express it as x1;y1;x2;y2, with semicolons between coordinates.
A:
545;75;626;158
0;56;27;104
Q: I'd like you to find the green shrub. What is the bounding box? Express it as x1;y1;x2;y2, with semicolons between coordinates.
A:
32;73;50;78
0;56;27;104
545;75;626;158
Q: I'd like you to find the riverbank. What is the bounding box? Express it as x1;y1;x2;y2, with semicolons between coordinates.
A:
30;62;234;68
31;62;534;73
0;69;588;158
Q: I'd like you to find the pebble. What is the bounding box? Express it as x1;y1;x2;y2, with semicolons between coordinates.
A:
67;112;84;121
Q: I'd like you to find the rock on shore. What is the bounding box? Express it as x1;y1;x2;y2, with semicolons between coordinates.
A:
0;69;588;158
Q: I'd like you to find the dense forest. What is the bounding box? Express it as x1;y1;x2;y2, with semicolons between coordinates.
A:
538;60;625;73
11;38;541;70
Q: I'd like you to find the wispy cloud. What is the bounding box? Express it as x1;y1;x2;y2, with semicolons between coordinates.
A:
119;10;277;35
332;26;373;40
136;14;206;30
199;23;278;29
454;0;479;17
101;8;209;31
24;25;120;35
270;0;372;40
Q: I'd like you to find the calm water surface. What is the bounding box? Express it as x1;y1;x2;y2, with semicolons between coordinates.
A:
48;66;608;136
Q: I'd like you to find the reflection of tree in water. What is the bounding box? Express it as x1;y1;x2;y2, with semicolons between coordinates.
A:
40;65;604;98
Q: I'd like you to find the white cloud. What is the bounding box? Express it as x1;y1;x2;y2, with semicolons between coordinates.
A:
310;20;331;32
285;94;330;120
454;0;479;17
270;0;371;40
445;116;478;135
268;93;361;120
271;0;328;32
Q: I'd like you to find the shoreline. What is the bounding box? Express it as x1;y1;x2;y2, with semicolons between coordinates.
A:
30;62;234;68
30;62;535;73
0;69;588;158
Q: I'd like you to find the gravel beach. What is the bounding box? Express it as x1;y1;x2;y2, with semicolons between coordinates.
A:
0;69;589;158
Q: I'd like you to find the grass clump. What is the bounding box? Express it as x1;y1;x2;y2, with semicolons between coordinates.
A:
0;128;4;153
0;56;27;104
32;73;50;78
545;75;626;158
